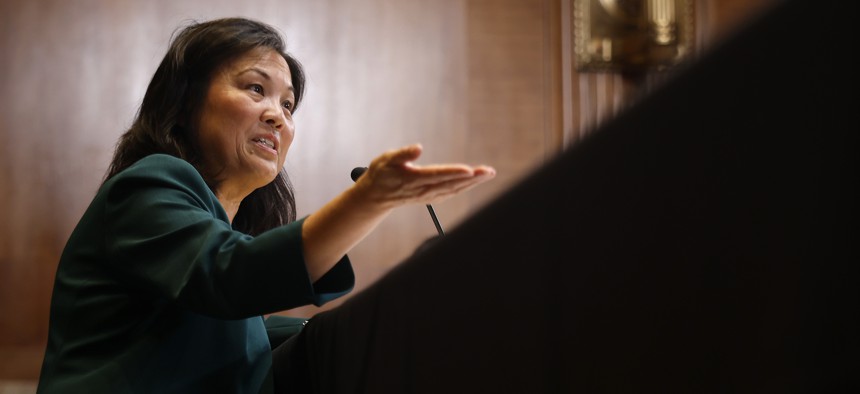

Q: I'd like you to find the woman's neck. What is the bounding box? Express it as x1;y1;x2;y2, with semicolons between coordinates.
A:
215;187;248;223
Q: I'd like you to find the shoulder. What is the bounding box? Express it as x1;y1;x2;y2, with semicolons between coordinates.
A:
121;154;200;180
103;154;218;210
108;154;207;190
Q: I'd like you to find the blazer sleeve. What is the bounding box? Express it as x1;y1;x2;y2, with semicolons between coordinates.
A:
101;155;354;319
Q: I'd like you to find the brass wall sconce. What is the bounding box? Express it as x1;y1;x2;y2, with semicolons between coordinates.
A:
573;0;695;73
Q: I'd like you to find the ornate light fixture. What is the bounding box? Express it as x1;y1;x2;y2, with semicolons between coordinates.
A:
573;0;695;72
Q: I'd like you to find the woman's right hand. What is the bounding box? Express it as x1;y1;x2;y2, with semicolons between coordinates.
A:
352;143;496;211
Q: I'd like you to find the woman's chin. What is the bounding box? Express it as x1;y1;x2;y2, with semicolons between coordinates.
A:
253;165;281;185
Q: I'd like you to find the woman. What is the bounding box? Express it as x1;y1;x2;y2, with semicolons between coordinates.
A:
37;17;494;393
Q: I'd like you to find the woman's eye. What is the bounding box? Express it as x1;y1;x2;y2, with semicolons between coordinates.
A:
283;101;293;113
250;84;263;94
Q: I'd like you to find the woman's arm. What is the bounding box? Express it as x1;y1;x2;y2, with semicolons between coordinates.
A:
301;144;495;282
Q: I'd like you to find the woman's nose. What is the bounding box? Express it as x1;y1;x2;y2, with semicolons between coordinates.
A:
262;101;285;129
265;117;281;129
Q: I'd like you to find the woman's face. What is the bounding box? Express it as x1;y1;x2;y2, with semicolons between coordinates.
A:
196;48;296;196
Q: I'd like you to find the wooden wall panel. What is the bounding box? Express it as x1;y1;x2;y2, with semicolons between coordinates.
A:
464;0;563;208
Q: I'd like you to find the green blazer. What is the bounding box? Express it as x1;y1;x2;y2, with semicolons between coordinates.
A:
37;154;354;393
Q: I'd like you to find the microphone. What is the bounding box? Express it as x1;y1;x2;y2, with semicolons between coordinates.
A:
350;167;445;236
350;167;366;182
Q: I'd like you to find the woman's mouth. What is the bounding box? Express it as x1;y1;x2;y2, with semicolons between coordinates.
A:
253;137;276;150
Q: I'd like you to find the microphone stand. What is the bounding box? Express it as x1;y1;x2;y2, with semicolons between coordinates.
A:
426;205;444;236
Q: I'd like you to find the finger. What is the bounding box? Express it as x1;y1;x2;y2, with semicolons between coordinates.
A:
414;164;494;178
414;172;495;202
408;165;495;192
444;175;493;196
472;165;496;177
383;144;423;167
406;167;475;188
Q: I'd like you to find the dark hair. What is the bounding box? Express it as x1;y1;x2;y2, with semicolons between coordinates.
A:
105;17;305;235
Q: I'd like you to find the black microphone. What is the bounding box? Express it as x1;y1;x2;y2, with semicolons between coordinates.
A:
350;166;445;236
350;167;366;182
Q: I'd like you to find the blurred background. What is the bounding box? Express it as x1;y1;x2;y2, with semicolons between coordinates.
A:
0;0;773;391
